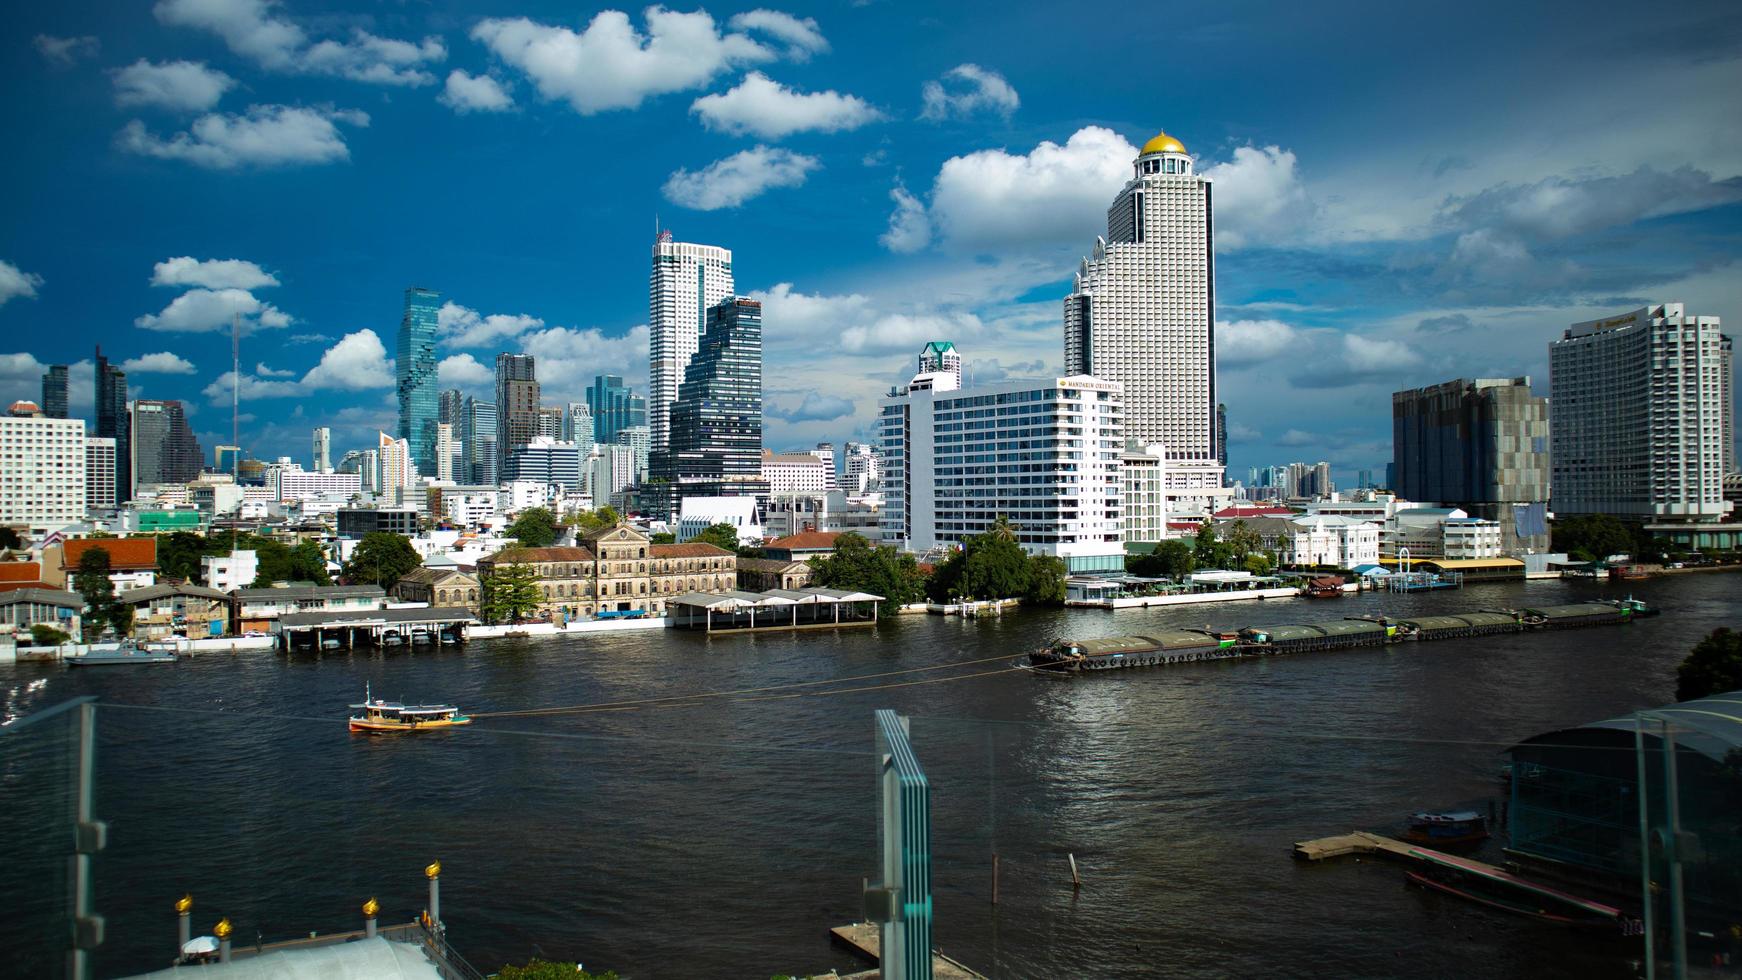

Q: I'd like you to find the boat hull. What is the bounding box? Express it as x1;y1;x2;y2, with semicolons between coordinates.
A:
348;717;472;734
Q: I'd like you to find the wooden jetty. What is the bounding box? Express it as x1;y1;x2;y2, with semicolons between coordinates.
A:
1293;830;1424;863
828;922;986;980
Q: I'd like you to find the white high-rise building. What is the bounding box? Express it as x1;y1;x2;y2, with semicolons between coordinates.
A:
808;442;838;490
0;406;86;531
1550;303;1733;522
762;450;829;496
1064;130;1219;479
590;443;638;500
878;347;1126;573
1121;441;1168;543
843;441;879;495
648;232;734;453
313;426;331;473
377;432;415;492
434;423;458;482
85;436;117;512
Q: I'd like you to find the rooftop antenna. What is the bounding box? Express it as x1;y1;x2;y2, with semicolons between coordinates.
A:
232;312;240;555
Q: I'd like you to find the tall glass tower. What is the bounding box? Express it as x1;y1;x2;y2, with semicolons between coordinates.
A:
649;232;733;453
96;346;130;501
41;365;68;419
586;374;648;444
396;286;441;476
654;296;767;516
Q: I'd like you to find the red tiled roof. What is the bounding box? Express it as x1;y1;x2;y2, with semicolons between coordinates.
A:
766;531;841;551
0;581;51;593
485;546;595;563
61;538;158;571
0;562;42;583
652;543;735;558
1213;505;1295;518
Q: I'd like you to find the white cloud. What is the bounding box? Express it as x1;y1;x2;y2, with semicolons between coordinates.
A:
879;183;932;253
1291;334;1423;389
112;59;235;112
301;329;394;391
202;369;301;401
1217;319;1298;369
119;104;366;169
440;70;514;113
663;145;818;210
0;260;45;307
254;362;294;377
438;301;543;348
726;9;828;62
0;354;49;405
34;35;100;67
750;282;872;341
920;64;1018;121
472;7;776;115
119;352;197;374
690;72;880;140
769;389;855;422
923;125;1135;252
1201;145;1315;250
135;287;291;333
1436;165;1742;241
154;0;445;85
841;311;984;354
151;256;279;290
519;324;649;400
750;281;983;354
438;353;494;387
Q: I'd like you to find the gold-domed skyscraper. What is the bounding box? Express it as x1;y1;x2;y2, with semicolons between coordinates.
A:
1064;130;1222;489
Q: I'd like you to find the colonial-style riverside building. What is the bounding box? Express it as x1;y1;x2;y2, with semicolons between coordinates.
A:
476;523;736;621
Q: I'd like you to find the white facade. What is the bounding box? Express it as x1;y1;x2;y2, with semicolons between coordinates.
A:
589;444;637;500
619;424;650;483
677;495;763;545
1163;458;1235;520
502;480;554;512
85;436;117;512
1286;515;1380;567
1064;132;1220;482
879;356;1126;573
1121;442;1168;543
434;423;457;482
201;549;260;593
278;468;363;502
1442;519;1504;559
843;441;879;495
649;235;734;453
377;432;415;492
440;488;501;527
1550;303;1732;521
0;412;86;531
764;490;881;539
312;426;331;472
808;443;839;490
762;450;829;496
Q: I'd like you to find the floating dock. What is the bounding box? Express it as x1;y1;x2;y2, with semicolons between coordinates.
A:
828;923;986;980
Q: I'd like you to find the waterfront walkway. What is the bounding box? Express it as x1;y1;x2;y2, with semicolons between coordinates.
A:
828;922;986;979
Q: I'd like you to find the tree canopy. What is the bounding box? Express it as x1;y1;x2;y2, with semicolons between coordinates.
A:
0;527;22;550
155;531;330;587
342;532;423;589
1677;627;1742;702
494;961;617;980
810;532;926;614
571;506;621;533
690;522;743;552
507;507;561;548
1551;514;1638;563
481;563;543;624
73;547;129;639
926;518;1067;606
1127;540;1194;579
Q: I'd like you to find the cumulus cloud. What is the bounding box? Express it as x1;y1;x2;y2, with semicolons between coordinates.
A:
119;352;197;374
770;389;855;422
1217;319;1298;368
438;301;543;348
153;0;445;85
301;329;394;390
112;59;235;112
749;282;871;341
473;7;776;115
440;70;514;113
151;256;280;290
438;353;494;387
0;260;45;307
964;357;1045;384
879;184;932;253
726;9;828;61
752;280;987;355
201;369;301;401
254;362;294;377
519;324;649;400
0;353;49;402
1436;165;1742;241
34;35;100;67
917;126;1135;252
690;72;880;139
920;64;1018;121
663;145;818;210
119;104;367;169
135;287;291;333
1201;145;1315;250
1291;334;1423;389
842;310;983;354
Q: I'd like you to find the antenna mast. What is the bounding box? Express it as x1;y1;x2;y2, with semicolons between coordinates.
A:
232;312;240;553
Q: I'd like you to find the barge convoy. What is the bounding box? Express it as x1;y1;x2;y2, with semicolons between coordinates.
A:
1027;599;1655;673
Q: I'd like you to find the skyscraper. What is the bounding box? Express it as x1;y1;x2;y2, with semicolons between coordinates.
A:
397;286;441;476
96;347;130;501
130;400;203;487
313;426;332;472
85;436;116;511
41;364;68;419
1215;403;1228;468
462;395;497;485
649;232;734;453
494;354;539;474
434;423;457;482
1064;130;1218;479
653;296;766;516
586;374;648;444
535;406;565;440
439;388;464;428
377;431;415;491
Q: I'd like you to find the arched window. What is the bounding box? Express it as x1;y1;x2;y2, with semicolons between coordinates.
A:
638;562;646;573
638;547;646;558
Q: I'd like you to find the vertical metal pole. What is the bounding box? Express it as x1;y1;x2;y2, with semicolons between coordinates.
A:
1660;720;1688;979
68;702;101;980
426;862;442;935
1633;723;1656;980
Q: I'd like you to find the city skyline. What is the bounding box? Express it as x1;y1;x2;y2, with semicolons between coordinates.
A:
0;1;1739;481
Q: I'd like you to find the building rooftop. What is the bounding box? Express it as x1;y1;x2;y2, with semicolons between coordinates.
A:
234;584;386;602
1140;131;1187;155
0;588;82;608
766;531;842;552
59;537;158;571
121;583;231;603
1517;689;1742;764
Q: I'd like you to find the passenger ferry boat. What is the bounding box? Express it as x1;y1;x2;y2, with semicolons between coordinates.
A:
348;684;472;734
1404;810;1490;847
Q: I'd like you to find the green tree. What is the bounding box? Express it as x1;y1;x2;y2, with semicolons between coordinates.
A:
571;506;621;533
342;532;423;589
1128;539;1195;579
507;507;561;547
1024;554;1068;605
925;519;1033;602
286;540;331;584
691;522;742;552
1225;520;1262;561
73;547;117;641
480;563;543;624
650;532;676;544
1551;514;1636;563
0;527;23;550
494;961;617;980
1676;627;1742;702
1243;553;1274;576
157;531;213;582
30;624;70;646
810;532;926;614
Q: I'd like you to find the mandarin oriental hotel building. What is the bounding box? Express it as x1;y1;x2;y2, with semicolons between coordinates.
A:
880;355;1125;573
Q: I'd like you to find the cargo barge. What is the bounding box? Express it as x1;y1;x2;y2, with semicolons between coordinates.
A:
1026;598;1654;673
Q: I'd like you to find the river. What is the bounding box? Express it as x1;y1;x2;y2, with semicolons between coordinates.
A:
2;573;1736;978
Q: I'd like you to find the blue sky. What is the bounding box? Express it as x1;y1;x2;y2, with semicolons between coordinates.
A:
2;0;1739;484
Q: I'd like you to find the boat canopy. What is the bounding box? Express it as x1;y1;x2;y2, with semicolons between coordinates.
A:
1400;612;1519;631
1524;603;1622;620
1062;631;1220;656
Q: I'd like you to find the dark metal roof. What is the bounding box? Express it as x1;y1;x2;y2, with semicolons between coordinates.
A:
1068;632;1220;656
236;585;385;602
0;588;82;608
1515;691;1742;764
277;606;478;628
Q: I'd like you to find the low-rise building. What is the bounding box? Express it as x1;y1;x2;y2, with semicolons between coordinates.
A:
0;588;83;637
43;537;159;593
676;496;763;545
1441;517;1504;559
234;584;387;632
392;568;481;615
201;549;259;592
764;531;841;562
1285;515;1381;568
736;557;814;592
337;507;418;539
121;583;231;639
476;523;736;621
0;561;47;593
762;449;830;496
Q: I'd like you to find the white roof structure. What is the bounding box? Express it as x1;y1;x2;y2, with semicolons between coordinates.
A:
129;937;443;979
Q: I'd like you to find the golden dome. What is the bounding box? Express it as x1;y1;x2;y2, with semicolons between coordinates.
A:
363;898;380;918
1140;131;1186;155
176;894;193;914
425;861;442;879
214;918;233;940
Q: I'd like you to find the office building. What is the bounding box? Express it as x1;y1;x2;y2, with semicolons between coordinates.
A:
619;424;650;483
503;436;583;491
653;296;767;516
916;341;961;388
1549;304;1732;523
461;396;497;485
0;406;85;530
277;467;362;502
1063;130;1219;483
1392;376;1551;553
434;423;457;482
312;427;331;473
337;507;418;539
763;450;830;495
96;346;130;501
843;441;879;495
879;345;1125;573
587;375;647;445
495;354;539;473
439;388;465;429
535;406;564;440
376;432;416;492
649;232;734;452
562;402;594;446
396;286;442;475
85;436;117;511
1215;403;1228;469
130;400;203;488
590;443;638;500
41;364;68;419
808;443;839;490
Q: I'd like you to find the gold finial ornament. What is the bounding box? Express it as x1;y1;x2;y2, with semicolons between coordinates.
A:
1140;131;1187;155
425;861;441;879
214;918;233;940
176;894;193;914
363;898;380;918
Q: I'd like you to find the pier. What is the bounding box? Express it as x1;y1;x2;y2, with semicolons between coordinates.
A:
666;588;883;633
828;922;986;979
275;606;477;652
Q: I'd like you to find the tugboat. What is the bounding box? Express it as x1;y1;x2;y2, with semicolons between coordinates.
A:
1305;575;1345;598
1404;810;1490;847
348;683;472;734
